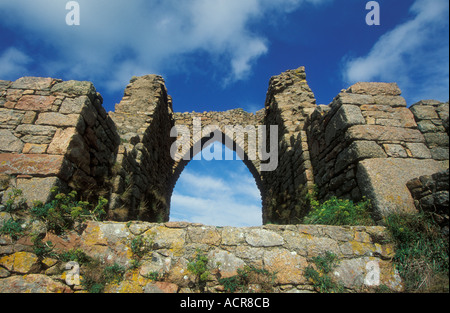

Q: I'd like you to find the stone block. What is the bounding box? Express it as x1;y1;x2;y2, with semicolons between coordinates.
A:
47;128;77;155
336;141;386;173
15;176;65;205
430;147;449;161
51;80;97;101
10;77;53;91
15;95;56;111
22;143;48;154
35;112;81;128
383;144;408;158
346;125;425;143
332;93;374;108
0;274;72;293
357;158;448;221
59;96;91;114
0;252;40;274
15;124;57;137
406;143;432;159
424;132;449;147
418;120;441;133
410;105;439;120
325;105;365;145
0;129;24;153
0;153;65;176
347;82;402;96
373;95;407;107
0;108;24;126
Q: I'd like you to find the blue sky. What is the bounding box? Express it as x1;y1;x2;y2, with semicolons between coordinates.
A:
1;0;448;226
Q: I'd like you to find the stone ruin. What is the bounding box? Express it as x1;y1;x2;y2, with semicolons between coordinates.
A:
0;67;448;225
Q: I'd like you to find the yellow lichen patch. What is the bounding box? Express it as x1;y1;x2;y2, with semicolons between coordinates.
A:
144;226;186;256
349;241;376;257
0;252;39;274
353;231;372;243
125;268;153;286
81;222;107;246
42;257;58;268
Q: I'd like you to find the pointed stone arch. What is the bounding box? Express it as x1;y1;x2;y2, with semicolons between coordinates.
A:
168;127;265;220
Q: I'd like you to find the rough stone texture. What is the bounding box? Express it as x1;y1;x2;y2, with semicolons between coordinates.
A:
0;68;449;231
0;274;72;293
0;76;120;206
410;100;449;160
357;158;448;221
407;169;449;235
307;82;449;221
0;221;403;293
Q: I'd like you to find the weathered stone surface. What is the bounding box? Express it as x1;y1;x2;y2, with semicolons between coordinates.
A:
47;128;77;155
51;80;96;100
0;108;24;126
333;257;402;291
144;282;179;294
0;252;40;274
22;143;48;154
383;144;408;158
263;248;308;284
0;220;403;293
424;132;449;147
187;226;221;245
325;105;365;145
410;105;440;120
15;95;56;111
15;176;63;204
406;143;432;159
0;129;24;153
0;274;72;293
245;229;284;247
347;82;402;96
357;158;448;220
0;153;65;176
346;125;425;143
208;249;245;278
60;96;91;114
15;124;57;138
336;141;386;172
35;112;81;128
10;77;54;91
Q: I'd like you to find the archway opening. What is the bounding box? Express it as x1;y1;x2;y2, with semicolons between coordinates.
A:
170;142;263;227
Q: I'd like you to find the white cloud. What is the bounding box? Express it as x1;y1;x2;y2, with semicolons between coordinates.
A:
170;167;262;227
0;47;32;78
0;0;329;91
171;192;262;227
343;0;449;104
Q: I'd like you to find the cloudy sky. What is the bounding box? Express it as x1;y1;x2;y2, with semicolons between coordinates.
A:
1;0;448;226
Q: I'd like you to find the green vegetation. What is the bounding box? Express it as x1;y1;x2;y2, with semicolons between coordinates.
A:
81;260;126;293
187;250;210;292
384;211;449;293
0;218;24;240
304;252;345;293
1;187;108;238
2;189;27;213
130;234;154;259
31;187;107;234
304;196;375;226
218;265;277;293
